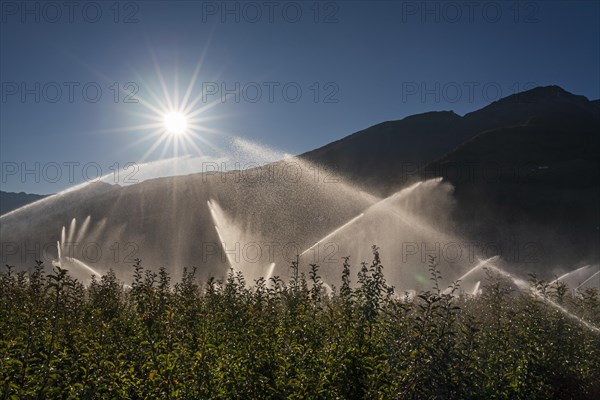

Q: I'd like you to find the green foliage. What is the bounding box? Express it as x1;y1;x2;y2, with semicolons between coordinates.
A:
1;250;599;399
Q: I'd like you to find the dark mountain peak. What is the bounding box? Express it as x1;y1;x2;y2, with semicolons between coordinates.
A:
335;111;461;142
462;85;597;130
398;110;461;124
495;85;589;105
360;111;461;136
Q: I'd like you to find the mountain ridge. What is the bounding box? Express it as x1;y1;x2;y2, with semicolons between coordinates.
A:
300;85;599;194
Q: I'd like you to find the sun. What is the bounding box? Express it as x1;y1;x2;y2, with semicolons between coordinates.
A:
102;48;230;160
163;111;188;136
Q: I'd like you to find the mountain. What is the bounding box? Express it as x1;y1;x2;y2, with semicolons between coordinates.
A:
422;91;600;270
0;191;49;215
299;110;465;194
1;85;598;283
300;86;598;194
300;85;600;269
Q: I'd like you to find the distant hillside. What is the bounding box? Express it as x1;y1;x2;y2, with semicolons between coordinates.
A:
0;191;49;215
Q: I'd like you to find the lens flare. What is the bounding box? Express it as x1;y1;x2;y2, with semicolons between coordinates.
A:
163;111;188;135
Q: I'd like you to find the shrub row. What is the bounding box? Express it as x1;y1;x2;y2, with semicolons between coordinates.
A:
1;247;599;399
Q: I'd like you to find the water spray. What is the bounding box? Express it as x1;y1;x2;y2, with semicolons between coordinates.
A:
575;270;600;292
75;215;92;243
443;256;500;295
549;265;591;285
486;263;600;334
300;213;364;257
265;262;276;283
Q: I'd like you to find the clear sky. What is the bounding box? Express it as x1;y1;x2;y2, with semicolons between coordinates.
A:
1;0;599;194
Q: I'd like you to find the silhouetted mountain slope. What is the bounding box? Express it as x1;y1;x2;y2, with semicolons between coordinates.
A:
299;85;600;269
412;87;600;265
0;191;49;215
300;111;466;193
421;105;600;269
301;85;599;195
463;85;596;127
300;111;464;193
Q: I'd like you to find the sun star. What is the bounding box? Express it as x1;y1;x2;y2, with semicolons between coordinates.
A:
163;111;188;136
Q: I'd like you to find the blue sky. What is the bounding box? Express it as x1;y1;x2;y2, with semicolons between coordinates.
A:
1;0;599;194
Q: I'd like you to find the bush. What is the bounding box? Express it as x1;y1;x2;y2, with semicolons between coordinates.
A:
1;247;599;399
